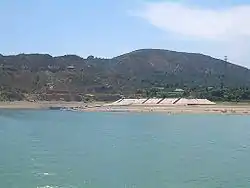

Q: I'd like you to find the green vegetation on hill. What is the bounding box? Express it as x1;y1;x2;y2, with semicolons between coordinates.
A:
143;87;250;102
0;49;250;101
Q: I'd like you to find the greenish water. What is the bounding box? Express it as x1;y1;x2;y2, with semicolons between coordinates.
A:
1;110;250;188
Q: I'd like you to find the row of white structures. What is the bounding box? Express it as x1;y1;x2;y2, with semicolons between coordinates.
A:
111;98;216;106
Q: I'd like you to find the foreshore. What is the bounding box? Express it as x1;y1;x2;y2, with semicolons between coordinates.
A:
79;104;250;115
0;101;250;115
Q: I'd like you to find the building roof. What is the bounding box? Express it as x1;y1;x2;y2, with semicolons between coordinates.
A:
174;88;184;92
67;65;75;69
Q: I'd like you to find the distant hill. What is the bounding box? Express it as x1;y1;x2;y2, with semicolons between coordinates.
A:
0;49;250;101
113;49;250;87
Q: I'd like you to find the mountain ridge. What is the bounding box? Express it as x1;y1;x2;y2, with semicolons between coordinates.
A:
0;48;246;67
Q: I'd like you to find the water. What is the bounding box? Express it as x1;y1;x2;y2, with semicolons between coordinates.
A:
1;110;250;188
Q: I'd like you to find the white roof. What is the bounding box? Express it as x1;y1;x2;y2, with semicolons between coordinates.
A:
133;99;148;104
144;98;163;105
118;99;136;105
116;99;146;105
174;89;184;92
111;99;124;105
111;98;215;106
175;98;215;105
196;99;216;105
159;98;179;105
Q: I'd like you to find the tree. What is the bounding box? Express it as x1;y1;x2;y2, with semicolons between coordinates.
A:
87;55;95;60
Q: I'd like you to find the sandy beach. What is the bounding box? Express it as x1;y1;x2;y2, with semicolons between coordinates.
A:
80;103;250;115
0;101;250;115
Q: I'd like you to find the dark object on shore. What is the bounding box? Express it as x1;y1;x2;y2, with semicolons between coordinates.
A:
49;107;62;110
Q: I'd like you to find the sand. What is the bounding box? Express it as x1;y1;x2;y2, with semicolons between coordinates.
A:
80;104;250;115
0;101;250;115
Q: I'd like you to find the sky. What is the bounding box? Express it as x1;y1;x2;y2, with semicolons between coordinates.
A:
1;0;250;67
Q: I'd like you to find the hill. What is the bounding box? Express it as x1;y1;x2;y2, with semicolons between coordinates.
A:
0;49;250;101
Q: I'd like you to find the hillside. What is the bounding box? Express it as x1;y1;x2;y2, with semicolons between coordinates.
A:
114;49;250;88
0;49;250;101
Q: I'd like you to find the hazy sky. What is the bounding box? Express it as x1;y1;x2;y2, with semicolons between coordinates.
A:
1;0;250;67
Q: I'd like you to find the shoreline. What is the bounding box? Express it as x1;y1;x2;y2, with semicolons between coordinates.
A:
0;101;88;110
79;104;250;115
0;101;250;115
